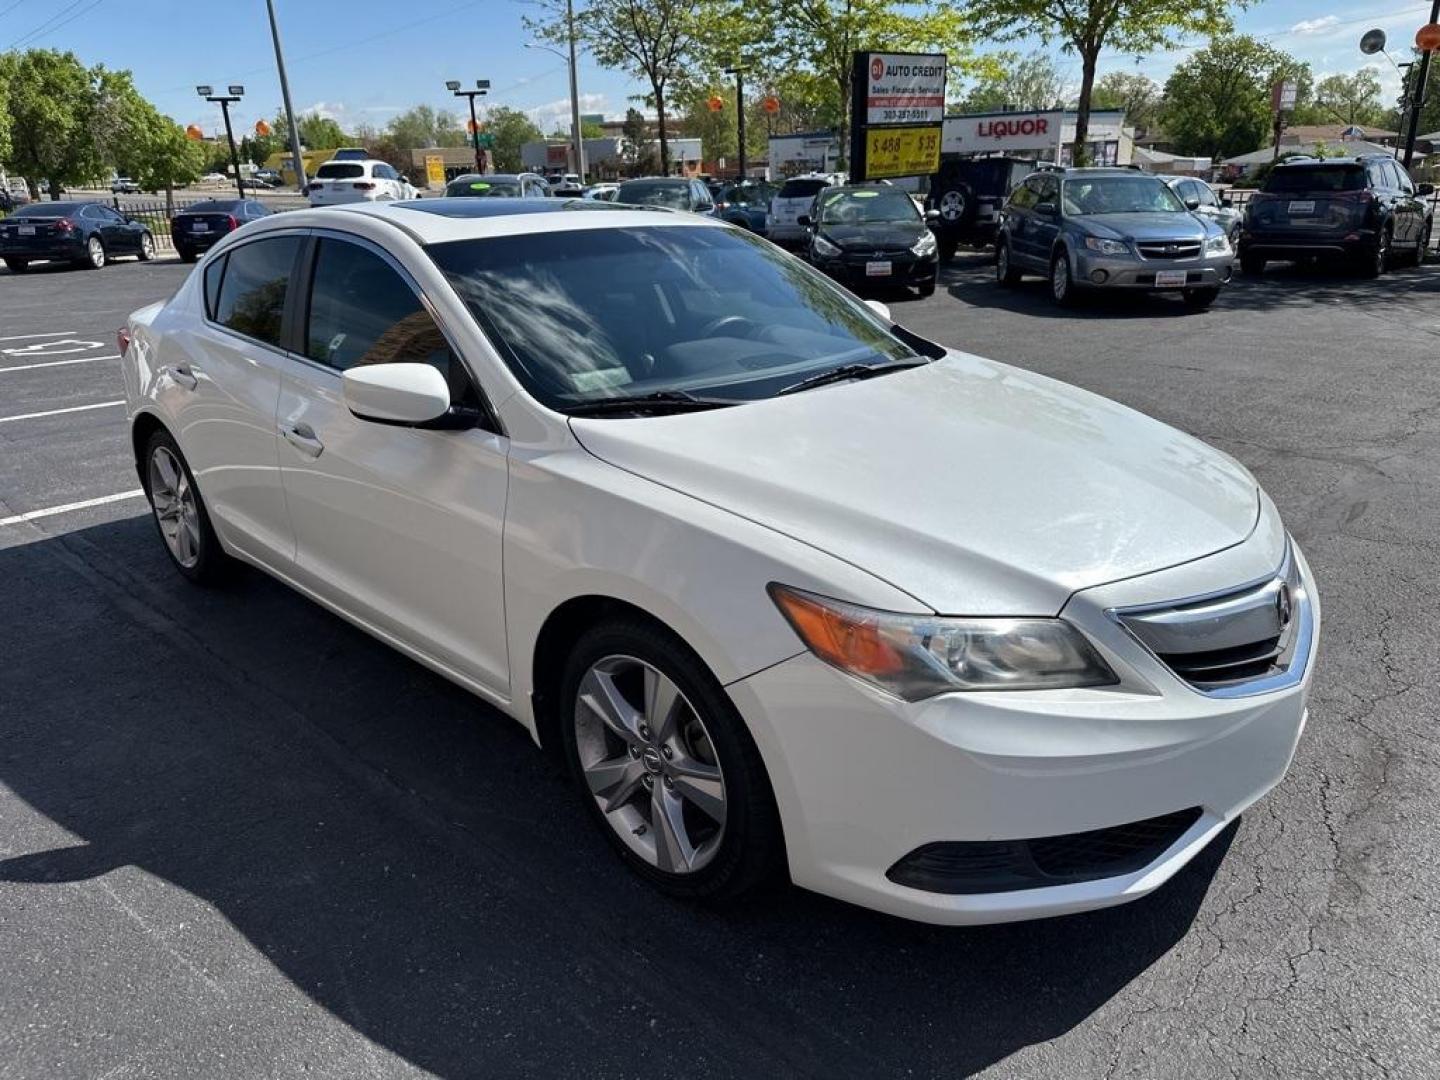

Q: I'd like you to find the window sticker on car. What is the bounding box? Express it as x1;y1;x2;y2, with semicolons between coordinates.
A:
327;332;347;359
470;182;492;191
569;367;632;393
853;191;878;198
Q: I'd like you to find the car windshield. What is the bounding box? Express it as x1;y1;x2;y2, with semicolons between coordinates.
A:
1264;165;1366;193
427;225;917;411
447;179;523;197
316;163;364;179
778;179;828;200
818;189;919;225
721;184;775;206
1062;177;1186;214
615;181;690;209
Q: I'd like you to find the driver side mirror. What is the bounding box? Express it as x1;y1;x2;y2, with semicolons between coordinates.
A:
1184;197;1201;211
342;363;457;427
1034;201;1056;216
1418;182;1435;197
1220;195;1234;208
797;214;812;228
925;209;940;221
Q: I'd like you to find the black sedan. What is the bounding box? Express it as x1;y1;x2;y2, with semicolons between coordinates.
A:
0;201;155;272
802;186;939;297
171;199;272;262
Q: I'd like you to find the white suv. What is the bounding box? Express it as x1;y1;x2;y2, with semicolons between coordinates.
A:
768;173;843;246
308;159;416;206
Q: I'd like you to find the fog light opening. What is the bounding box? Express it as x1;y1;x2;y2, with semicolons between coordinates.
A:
1089;269;1108;284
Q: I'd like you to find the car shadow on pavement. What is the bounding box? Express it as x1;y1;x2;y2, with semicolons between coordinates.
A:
0;516;1234;1079
937;251;1440;320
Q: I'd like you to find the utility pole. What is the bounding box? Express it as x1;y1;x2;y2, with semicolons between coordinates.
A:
566;0;586;181
266;0;308;193
198;85;246;198
447;80;490;174
1402;2;1440;170
725;65;747;180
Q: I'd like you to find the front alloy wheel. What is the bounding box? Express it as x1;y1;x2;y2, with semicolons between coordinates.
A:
1051;250;1075;305
138;232;155;261
574;655;727;875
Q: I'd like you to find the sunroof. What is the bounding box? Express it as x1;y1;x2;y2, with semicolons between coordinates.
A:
398;197;652;219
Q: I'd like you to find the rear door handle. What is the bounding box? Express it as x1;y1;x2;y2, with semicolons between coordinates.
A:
169;364;198;390
282;422;324;459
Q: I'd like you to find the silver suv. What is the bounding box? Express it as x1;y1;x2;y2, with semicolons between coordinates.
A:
995;167;1235;310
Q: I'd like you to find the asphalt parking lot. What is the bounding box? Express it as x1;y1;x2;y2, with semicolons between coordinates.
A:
2;249;1438;1079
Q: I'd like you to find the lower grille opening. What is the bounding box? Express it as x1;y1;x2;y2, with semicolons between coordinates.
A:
886;807;1203;895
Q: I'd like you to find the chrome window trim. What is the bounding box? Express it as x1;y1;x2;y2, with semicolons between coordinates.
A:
1106;538;1314;699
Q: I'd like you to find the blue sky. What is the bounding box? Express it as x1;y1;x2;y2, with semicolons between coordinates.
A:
1;0;1433;139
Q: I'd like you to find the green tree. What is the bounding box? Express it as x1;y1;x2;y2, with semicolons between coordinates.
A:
1312;69;1385;127
581;120;606;138
1162;35;1308;160
386;104;467;150
484;105;544;172
620;107;658;174
297;112;348;150
117;106;205;211
966;0;1237;165
959;51;1066;112
0;53;14;166
3;49;105;199
1091;71;1163;133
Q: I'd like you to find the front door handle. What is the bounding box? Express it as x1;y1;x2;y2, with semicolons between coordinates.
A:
282;422;324;459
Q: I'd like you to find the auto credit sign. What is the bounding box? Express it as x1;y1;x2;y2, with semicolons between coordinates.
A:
941;111;1064;156
864;52;947;125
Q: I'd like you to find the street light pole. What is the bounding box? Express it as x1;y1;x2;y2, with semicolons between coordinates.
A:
566;0;586;181
1402;0;1440;170
447;80;490;174
198;85;246;199
725;65;747;180
265;0;308;194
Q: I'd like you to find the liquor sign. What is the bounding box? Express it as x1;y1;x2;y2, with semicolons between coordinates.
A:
850;50;948;181
940;111;1064;156
864;125;942;179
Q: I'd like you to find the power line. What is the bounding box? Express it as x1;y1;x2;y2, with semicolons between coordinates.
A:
6;0;104;50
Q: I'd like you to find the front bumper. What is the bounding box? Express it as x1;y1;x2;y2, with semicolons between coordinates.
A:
728;531;1317;925
813;250;938;290
1073;248;1234;290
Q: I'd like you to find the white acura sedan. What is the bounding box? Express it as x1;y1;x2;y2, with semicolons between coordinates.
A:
120;199;1318;924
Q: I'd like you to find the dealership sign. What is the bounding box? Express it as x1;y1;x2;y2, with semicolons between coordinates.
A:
850;50;948;181
941;111;1064;156
863;52;947;125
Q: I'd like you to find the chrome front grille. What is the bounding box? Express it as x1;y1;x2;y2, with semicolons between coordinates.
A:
1111;542;1311;697
1136;241;1202;260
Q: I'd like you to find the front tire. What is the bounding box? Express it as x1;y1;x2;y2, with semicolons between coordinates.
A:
996;240;1021;286
138;231;155;261
143;429;233;585
3;257;28;273
560;618;784;902
1240;252;1266;275
1050;249;1077;306
917;275;937;298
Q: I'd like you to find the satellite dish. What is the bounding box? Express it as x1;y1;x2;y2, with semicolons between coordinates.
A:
1360;28;1387;55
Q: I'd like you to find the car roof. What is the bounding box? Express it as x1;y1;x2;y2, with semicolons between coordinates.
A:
619;176;690;185
233;198;728;245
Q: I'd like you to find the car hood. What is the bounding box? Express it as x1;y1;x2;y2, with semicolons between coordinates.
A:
570;353;1259;615
820;222;925;249
1076;212;1210;241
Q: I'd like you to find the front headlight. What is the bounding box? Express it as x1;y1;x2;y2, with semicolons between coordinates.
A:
769;585;1118;701
1204;233;1231;255
812;234;841;257
912;230;937;256
1084;237;1128;255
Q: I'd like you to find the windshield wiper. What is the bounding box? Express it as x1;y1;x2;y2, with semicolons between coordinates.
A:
777;359;929;396
563;389;738;417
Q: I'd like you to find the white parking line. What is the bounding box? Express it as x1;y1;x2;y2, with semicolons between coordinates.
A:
0;489;145;527
0;330;77;342
0;400;125;423
0;354;120;374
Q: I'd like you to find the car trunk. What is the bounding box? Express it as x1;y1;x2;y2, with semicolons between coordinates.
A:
1250;166;1372;234
174;213;234;239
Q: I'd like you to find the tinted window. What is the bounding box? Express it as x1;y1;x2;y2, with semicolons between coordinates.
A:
186;200;242;214
374;164;397;180
1009;179;1037;210
1387;161;1412;192
304;239;465;396
447;178;523;197
1195;182;1218;207
1263;165;1365;193
316;162;364;180
428;226;917;411
1062;176;1183;214
615;181;692;209
1367;163;1390;189
80;205;103;219
214;236;301;348
778;178;829;199
817;189;920;224
203;256;226;320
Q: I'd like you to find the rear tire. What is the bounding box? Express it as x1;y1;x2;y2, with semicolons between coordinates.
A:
1408;221;1431;267
79;235;106;270
560;618;784;903
937;234;958;264
143;428;234;586
1359;228;1390;278
137;232;155;261
1240;252;1266;275
996;240;1021;286
3;257;28;273
178;246;198;264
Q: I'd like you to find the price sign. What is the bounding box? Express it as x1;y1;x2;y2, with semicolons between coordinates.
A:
864;125;942;179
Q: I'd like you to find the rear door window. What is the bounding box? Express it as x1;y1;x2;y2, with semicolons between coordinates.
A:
1264;166;1365;193
213;236;302;348
778;179;828;200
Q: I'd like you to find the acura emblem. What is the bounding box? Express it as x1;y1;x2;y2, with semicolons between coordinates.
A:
1165;243;1178;253
1276;583;1294;626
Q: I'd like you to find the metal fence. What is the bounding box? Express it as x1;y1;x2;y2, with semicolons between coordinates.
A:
103;195;299;252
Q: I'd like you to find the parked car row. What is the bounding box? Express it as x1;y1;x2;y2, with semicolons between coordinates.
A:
0;200;155;271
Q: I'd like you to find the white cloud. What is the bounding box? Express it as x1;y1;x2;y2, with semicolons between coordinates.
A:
523;93;608;132
1292;15;1341;35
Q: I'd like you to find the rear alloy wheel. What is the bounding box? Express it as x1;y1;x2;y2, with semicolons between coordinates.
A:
561;620;783;901
1050;250;1076;306
82;235;106;270
1361;228;1390;278
138;232;155;261
144;429;233;585
996;241;1021;286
